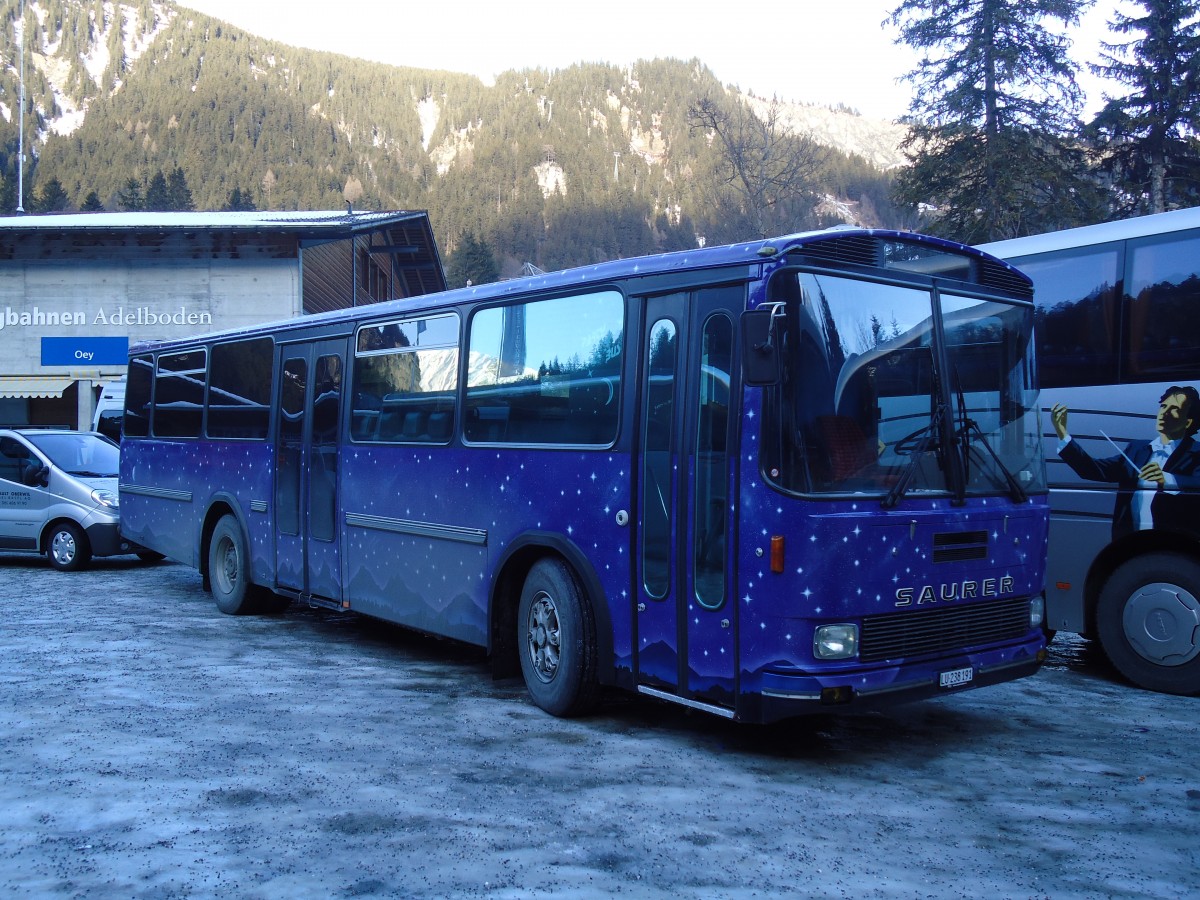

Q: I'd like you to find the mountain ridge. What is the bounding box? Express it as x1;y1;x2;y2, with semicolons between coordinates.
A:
2;0;911;274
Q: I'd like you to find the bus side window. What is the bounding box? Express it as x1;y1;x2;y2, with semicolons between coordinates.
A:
123;356;154;438
1125;233;1200;383
351;314;459;443
464;292;623;446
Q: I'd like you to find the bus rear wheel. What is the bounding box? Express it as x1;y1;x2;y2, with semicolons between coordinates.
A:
1096;552;1200;695
208;515;283;615
518;558;600;717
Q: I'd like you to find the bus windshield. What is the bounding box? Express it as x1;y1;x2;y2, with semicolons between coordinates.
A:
764;270;1046;499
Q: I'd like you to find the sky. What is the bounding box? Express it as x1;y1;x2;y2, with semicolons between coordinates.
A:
177;0;1128;122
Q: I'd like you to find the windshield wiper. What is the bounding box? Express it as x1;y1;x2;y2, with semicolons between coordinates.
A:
957;418;1028;503
882;399;946;509
948;366;1026;503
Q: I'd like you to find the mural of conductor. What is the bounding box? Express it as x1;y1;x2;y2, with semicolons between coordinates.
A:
1051;386;1200;539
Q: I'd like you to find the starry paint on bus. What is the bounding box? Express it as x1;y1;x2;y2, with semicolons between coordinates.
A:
120;439;274;580
340;445;634;652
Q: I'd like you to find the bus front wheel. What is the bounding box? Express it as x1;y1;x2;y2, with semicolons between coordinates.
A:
1096;552;1200;695
208;515;282;615
518;558;600;717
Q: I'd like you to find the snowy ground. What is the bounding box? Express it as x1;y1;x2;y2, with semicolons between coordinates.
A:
1;554;1198;898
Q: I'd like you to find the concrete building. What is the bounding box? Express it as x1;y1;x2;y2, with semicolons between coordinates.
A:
0;209;446;429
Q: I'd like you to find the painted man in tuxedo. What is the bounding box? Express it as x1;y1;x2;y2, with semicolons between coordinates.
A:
1050;385;1200;539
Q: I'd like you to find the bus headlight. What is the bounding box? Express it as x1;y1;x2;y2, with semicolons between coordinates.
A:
814;624;859;660
1030;595;1045;629
91;489;119;509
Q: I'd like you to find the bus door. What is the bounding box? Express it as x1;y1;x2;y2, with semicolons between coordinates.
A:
635;287;740;710
275;339;346;603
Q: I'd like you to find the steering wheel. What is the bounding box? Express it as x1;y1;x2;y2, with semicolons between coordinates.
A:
892;425;937;456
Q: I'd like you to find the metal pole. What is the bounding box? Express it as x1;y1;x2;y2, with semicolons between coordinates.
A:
16;0;25;213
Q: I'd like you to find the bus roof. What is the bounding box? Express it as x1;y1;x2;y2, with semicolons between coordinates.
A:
130;226;1028;354
978;206;1200;259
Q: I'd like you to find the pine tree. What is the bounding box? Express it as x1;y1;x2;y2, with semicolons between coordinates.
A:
1087;1;1200;214
81;191;104;212
145;171;171;210
33;177;69;212
889;0;1105;242
167;167;195;211
445;232;500;288
223;187;257;211
117;177;144;211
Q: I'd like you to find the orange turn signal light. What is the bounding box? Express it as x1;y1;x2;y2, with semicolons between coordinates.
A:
770;535;785;574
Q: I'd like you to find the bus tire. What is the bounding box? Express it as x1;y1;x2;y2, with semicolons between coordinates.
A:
47;522;91;572
518;558;600;717
1095;552;1200;696
208;515;270;615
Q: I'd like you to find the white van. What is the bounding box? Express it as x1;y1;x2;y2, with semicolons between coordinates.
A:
91;381;125;442
0;428;152;570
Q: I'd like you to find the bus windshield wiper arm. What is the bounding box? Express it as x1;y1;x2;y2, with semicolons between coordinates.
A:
882;400;945;509
958;419;1027;503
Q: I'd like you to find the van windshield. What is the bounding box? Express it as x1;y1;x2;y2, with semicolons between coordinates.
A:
26;432;120;477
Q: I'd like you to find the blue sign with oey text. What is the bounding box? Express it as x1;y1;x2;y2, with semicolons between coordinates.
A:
40;336;130;366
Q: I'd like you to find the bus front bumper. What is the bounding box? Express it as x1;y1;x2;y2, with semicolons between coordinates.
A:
754;640;1046;723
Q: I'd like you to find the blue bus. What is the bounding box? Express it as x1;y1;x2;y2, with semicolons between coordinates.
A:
981;207;1200;696
119;228;1049;722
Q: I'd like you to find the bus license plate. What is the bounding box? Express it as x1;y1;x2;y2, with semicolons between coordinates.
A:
939;666;974;689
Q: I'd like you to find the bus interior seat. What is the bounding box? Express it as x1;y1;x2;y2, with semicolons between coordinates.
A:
425;411;452;442
400;411;427;441
816;415;878;481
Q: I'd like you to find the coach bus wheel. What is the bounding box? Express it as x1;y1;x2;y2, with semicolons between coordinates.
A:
1095;552;1200;696
208;515;272;615
518;558;601;717
47;522;91;572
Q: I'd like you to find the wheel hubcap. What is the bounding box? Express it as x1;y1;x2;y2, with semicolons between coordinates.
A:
1123;581;1200;666
215;536;237;592
51;531;76;566
526;591;561;684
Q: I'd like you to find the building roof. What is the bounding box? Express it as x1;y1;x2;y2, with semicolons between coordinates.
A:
0;208;448;297
0;208;429;235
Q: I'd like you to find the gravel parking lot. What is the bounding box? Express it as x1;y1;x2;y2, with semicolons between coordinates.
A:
2;554;1198;898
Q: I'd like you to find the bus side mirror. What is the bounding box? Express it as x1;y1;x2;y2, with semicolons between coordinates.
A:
742;309;781;386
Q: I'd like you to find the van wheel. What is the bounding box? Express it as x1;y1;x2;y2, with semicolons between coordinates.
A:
47;522;91;572
518;558;600;717
208;515;274;615
1095;552;1200;695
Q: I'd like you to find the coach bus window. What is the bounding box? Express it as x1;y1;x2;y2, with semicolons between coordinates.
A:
124;355;154;437
694;314;732;609
1018;245;1120;389
351;313;459;443
1125;232;1200;383
642;318;677;600
154;350;206;438
207;338;273;440
277;357;306;537
464;291;624;446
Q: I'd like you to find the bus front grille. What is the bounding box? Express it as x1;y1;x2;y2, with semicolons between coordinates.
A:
859;597;1031;663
